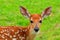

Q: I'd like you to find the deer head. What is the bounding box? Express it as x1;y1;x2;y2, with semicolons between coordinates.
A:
20;6;51;33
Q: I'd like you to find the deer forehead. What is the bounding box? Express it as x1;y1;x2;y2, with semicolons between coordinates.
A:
30;14;42;21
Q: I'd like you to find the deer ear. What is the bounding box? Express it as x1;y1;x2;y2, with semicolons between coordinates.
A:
41;7;52;18
20;6;30;18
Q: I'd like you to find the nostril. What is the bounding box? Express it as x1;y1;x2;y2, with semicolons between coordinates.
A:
34;28;39;32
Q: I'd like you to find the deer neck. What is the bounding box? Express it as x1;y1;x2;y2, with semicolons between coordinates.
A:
27;24;37;40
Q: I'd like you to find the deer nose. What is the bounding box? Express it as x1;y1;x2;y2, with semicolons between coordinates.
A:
34;27;39;32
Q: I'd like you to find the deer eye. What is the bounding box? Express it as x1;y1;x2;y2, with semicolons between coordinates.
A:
30;21;33;23
39;20;42;23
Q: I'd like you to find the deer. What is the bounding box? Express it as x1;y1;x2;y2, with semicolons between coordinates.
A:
0;6;51;40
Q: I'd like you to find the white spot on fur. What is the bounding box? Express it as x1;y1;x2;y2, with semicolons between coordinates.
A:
1;35;5;38
25;29;27;32
4;33;10;36
18;34;21;37
5;39;7;40
15;30;19;34
13;35;16;37
12;38;16;40
5;29;7;32
1;31;3;33
23;30;24;31
22;37;25;39
10;35;12;38
11;30;14;32
19;36;21;39
19;36;25;40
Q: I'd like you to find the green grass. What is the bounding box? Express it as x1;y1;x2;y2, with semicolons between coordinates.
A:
0;0;60;40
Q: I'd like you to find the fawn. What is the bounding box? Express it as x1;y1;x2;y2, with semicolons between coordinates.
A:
0;6;51;40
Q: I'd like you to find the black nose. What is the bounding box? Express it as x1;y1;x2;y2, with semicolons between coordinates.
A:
34;28;39;32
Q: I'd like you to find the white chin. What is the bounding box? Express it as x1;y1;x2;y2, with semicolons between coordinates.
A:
31;30;39;34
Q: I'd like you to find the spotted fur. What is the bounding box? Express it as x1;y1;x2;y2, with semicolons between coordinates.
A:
0;26;29;40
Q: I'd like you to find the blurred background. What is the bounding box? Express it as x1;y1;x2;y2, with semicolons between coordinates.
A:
0;0;60;40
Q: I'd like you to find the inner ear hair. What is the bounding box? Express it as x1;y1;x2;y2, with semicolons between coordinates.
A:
20;6;30;18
